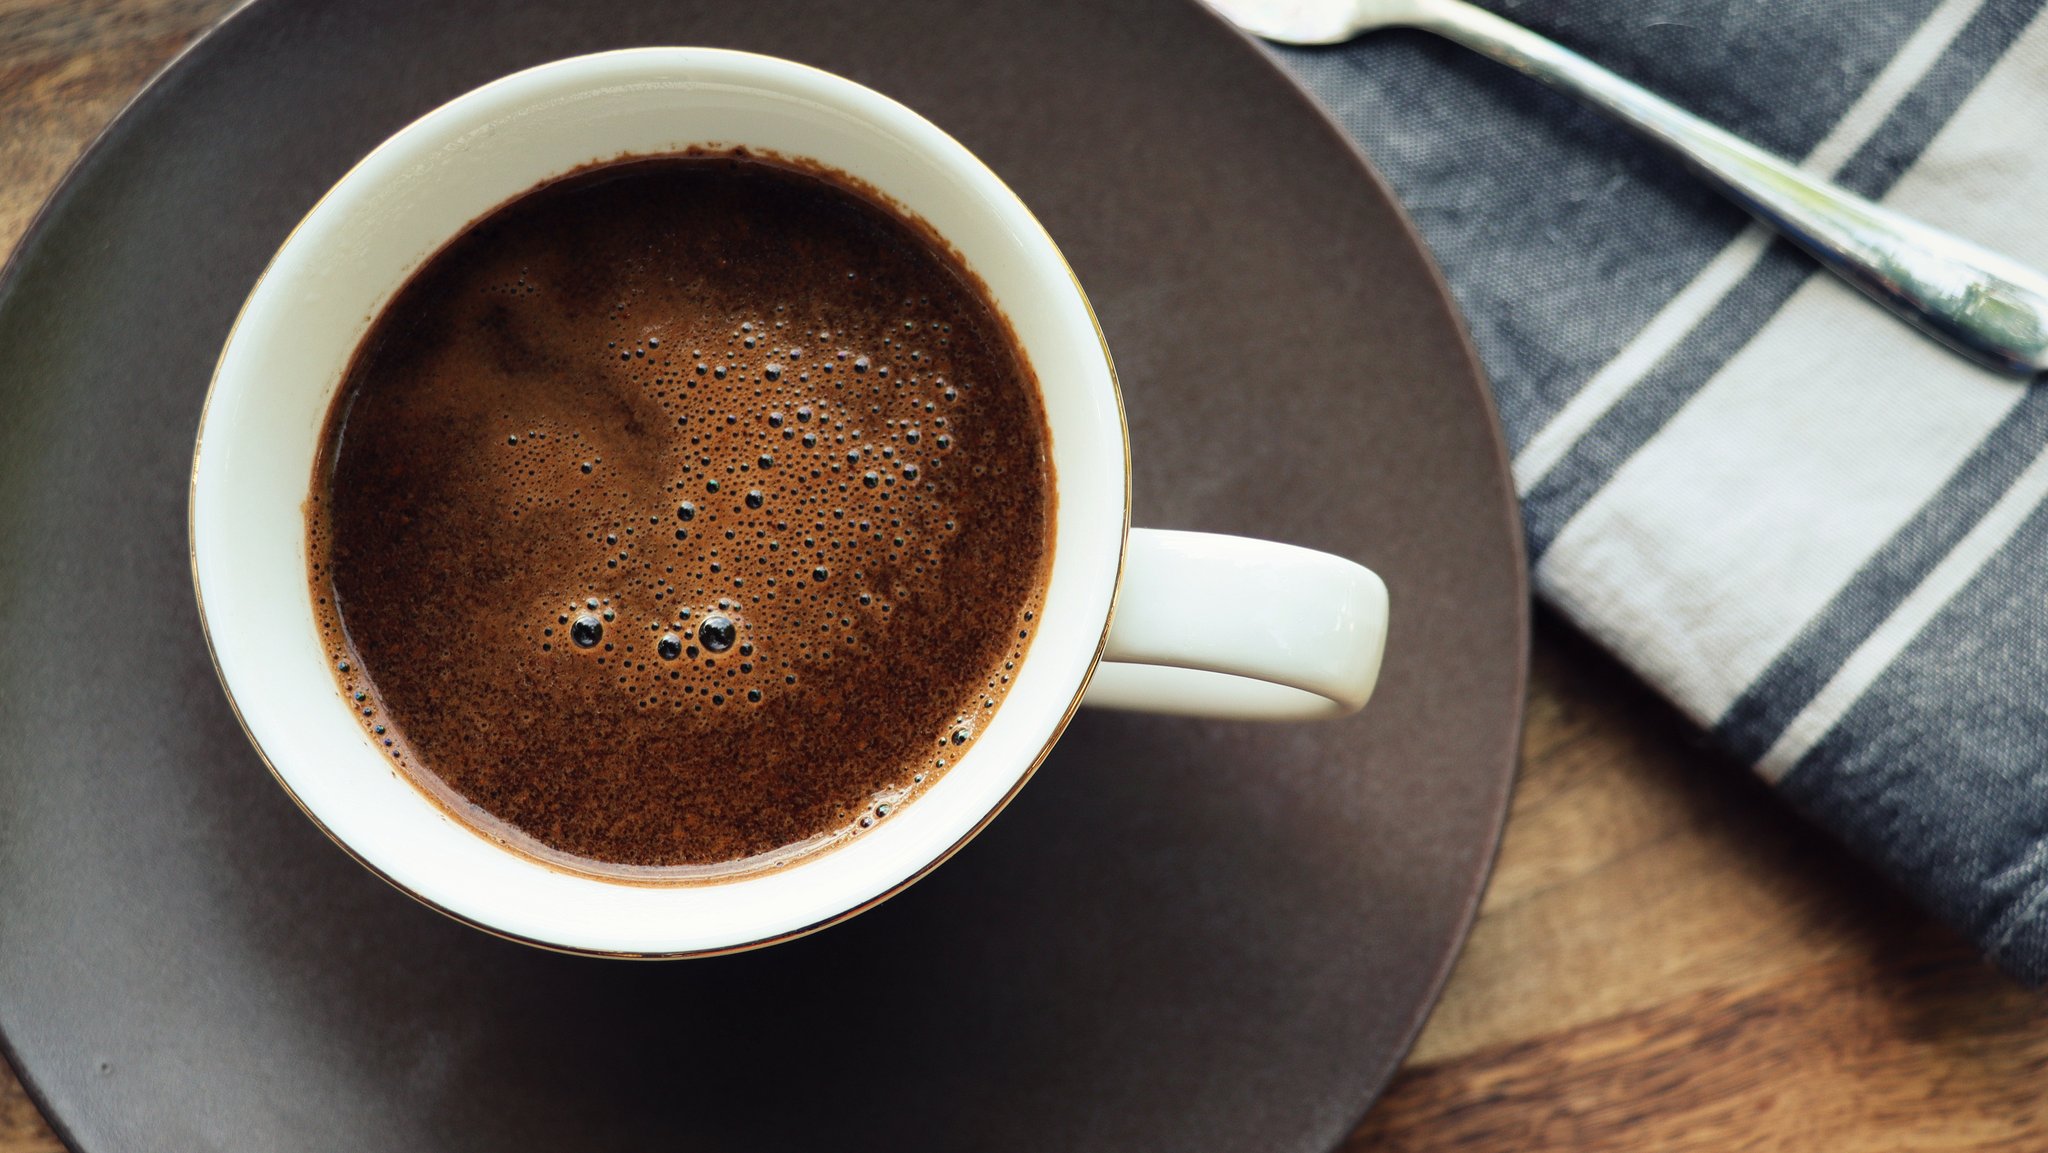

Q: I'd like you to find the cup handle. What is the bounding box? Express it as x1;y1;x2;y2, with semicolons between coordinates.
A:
1079;528;1389;721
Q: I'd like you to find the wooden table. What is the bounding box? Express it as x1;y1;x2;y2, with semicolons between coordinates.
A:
4;3;2044;1148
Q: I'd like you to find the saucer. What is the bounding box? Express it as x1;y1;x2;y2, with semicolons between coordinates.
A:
0;0;1526;1149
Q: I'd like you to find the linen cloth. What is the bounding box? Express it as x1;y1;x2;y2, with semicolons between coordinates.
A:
1273;0;2048;982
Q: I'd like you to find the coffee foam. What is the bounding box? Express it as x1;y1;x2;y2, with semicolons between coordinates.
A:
308;154;1053;876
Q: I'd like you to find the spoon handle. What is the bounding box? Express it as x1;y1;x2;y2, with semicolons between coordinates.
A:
1405;0;2048;375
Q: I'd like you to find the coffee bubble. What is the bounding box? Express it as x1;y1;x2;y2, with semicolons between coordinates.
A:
698;616;737;653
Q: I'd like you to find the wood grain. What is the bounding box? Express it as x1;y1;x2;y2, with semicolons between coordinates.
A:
2;4;2044;1150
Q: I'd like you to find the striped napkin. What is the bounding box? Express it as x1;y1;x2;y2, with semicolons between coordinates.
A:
1274;0;2048;984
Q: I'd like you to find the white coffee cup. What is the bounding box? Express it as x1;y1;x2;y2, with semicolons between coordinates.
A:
189;48;1388;956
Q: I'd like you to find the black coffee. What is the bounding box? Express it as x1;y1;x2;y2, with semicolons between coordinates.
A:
308;151;1055;875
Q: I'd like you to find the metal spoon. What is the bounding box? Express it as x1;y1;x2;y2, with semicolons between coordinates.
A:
1208;0;2048;376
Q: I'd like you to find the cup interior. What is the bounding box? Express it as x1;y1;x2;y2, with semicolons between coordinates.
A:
189;48;1126;955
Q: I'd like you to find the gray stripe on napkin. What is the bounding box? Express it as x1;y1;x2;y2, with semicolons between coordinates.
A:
1779;496;2048;982
1515;246;1811;556
1718;386;2048;762
1511;0;2042;557
1271;0;1943;453
1835;0;2048;193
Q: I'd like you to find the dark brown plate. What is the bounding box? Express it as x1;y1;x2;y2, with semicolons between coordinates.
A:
0;1;1525;1149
